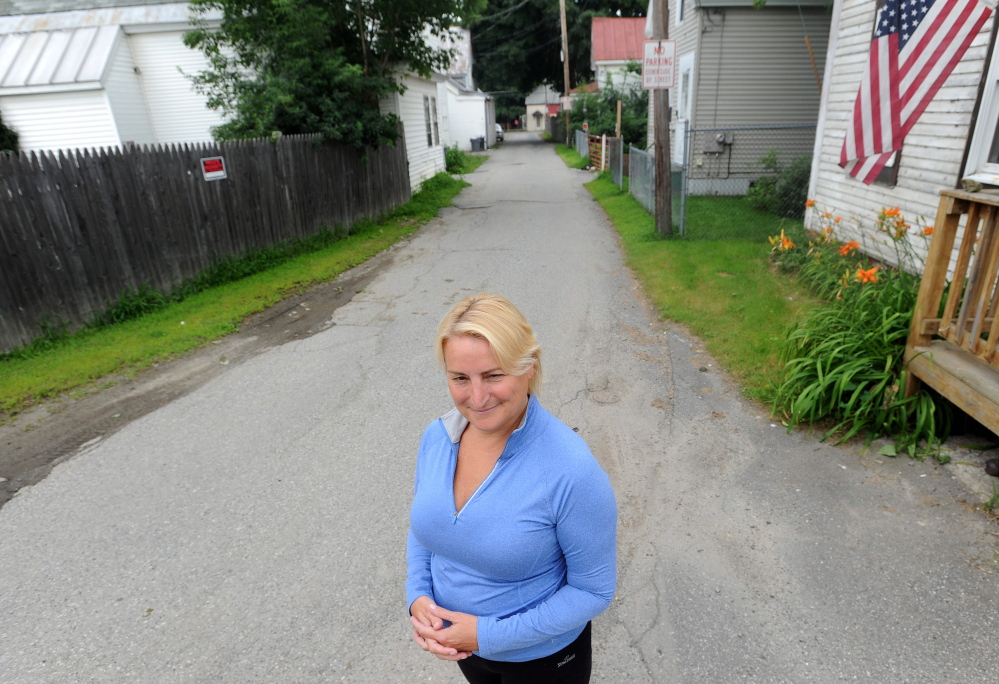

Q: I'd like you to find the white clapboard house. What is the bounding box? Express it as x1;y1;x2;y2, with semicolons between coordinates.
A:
434;26;496;151
806;0;996;270
0;0;448;190
0;1;225;150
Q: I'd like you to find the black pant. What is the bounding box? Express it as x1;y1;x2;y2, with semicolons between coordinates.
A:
456;622;592;684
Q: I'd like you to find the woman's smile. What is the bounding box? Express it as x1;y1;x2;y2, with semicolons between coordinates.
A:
443;335;533;438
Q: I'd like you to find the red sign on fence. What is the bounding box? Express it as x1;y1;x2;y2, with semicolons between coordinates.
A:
201;156;227;181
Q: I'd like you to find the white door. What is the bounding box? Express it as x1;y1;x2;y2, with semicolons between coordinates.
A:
673;52;694;166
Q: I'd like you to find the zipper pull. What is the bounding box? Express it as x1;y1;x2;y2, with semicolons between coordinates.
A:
452;511;459;524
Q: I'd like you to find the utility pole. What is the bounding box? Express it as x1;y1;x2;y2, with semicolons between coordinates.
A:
653;0;672;235
559;0;571;144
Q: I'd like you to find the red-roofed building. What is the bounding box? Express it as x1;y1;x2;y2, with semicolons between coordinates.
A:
590;17;645;92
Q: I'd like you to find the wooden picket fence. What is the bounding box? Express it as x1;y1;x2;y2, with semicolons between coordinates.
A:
0;134;410;353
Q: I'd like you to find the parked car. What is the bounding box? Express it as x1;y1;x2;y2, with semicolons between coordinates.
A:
495;123;504;142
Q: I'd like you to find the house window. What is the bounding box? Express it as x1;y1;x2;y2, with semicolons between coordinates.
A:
872;150;902;188
676;0;684;26
424;95;433;147
430;97;440;145
966;26;999;185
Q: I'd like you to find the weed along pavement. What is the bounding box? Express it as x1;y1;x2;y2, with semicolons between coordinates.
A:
1;132;997;683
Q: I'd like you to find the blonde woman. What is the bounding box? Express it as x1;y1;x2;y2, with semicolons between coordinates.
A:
406;293;617;684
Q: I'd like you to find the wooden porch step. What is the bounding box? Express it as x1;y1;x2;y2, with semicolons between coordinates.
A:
905;339;999;433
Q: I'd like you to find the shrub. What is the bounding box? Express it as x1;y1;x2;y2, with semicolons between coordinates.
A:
570;64;648;148
0;112;18;153
445;146;466;173
746;150;811;219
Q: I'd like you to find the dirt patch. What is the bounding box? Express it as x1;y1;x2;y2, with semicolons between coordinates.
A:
0;248;399;511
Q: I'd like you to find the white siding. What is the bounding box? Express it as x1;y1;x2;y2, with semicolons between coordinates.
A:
0;88;118;151
384;74;446;191
127;30;225;144
808;0;994;271
437;81;452;149
595;61;642;92
485;97;497;147
103;30;155;146
445;85;489;152
526;104;547;131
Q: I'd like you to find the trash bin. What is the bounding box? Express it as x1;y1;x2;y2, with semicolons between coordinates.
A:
470;136;485;152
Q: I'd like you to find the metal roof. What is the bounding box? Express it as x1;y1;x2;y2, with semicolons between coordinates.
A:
0;1;180;17
591;17;645;64
0;24;117;91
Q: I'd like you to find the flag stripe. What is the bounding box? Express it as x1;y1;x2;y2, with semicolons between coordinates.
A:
840;0;992;186
900;5;989;127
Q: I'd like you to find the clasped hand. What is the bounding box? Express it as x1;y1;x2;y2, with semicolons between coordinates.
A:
409;595;479;661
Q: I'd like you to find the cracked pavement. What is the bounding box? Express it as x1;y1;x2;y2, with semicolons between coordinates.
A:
1;132;997;683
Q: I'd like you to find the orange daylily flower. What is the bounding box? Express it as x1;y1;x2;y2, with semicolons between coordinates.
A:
839;241;860;256
805;199;816;208
781;231;795;250
922;227;933;236
833;216;842;223
855;267;879;284
882;207;901;218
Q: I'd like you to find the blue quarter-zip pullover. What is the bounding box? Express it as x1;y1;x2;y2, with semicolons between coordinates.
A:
406;395;617;662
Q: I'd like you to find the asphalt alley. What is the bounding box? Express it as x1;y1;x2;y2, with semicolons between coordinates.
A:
1;132;996;683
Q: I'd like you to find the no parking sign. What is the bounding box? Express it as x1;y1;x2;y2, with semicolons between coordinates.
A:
642;40;676;90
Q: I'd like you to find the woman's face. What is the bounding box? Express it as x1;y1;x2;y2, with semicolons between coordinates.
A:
443;335;534;438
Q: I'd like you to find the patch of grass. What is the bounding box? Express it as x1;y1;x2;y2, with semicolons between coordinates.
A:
0;173;468;414
983;485;999;514
585;172;818;396
445;147;488;175
555;144;589;169
683;196;805;241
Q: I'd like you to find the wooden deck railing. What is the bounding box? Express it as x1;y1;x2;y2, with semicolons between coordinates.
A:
904;188;999;435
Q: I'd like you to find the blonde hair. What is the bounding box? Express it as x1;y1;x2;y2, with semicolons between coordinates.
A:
435;293;542;395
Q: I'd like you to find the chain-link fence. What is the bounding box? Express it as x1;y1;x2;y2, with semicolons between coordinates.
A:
684;126;814;204
626;124;815;238
628;145;683;228
607;137;624;187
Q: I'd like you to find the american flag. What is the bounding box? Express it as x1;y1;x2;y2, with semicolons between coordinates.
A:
840;0;993;184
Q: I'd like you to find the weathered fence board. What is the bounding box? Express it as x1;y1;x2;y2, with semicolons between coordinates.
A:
0;134;410;353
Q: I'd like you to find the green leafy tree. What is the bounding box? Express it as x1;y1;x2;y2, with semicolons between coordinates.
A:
0;111;18;153
186;0;481;146
470;0;645;114
570;65;648;147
